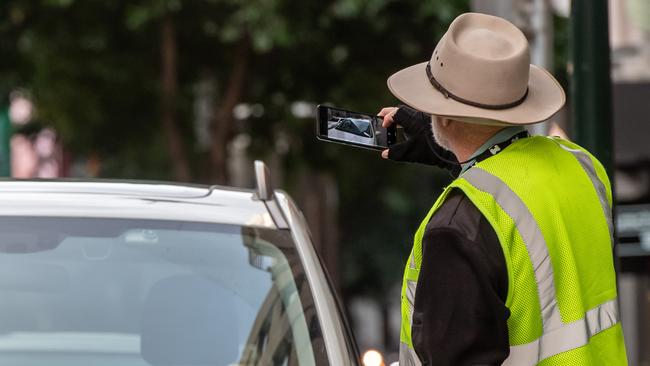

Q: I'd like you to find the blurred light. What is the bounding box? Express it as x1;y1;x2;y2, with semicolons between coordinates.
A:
231;133;251;150
233;103;265;120
9;95;33;125
550;0;570;17
36;160;59;179
11;135;37;178
290;101;315;119
362;349;384;366
250;103;265;118
34;129;57;158
275;131;290;155
233;104;251;120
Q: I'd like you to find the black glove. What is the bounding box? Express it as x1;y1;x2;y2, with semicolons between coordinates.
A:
387;105;460;177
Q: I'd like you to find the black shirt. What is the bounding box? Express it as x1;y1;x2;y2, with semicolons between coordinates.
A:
390;106;510;365
411;190;510;365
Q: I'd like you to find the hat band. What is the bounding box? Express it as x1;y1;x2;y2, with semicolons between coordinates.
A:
425;62;529;110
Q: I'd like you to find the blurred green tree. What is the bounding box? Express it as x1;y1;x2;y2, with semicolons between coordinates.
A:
0;0;469;309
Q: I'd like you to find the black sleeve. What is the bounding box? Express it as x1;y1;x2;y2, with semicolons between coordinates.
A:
411;227;510;366
387;105;460;177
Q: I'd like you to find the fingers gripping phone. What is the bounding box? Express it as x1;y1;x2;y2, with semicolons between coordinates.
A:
316;105;403;151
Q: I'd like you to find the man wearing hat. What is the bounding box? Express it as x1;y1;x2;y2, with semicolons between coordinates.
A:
378;13;627;366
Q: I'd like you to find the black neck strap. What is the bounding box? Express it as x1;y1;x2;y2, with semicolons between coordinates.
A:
425;62;529;110
430;130;530;171
466;130;530;168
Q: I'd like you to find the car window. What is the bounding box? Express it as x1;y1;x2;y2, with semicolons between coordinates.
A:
350;119;372;138
0;217;328;366
335;119;372;138
335;119;359;135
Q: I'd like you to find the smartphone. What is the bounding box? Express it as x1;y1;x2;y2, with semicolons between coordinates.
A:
316;105;401;151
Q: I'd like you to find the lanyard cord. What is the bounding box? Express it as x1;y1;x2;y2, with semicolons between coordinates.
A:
431;130;530;167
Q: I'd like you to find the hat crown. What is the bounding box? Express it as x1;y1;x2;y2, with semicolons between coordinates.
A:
430;13;530;106
386;12;566;125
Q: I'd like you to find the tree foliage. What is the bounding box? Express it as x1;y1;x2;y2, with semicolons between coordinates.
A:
1;0;469;297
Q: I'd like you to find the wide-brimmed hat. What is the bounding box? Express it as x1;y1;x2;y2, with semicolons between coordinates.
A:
387;13;565;125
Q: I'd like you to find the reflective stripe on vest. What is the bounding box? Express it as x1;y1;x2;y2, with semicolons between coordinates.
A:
503;299;619;366
399;341;422;366
464;164;619;365
400;256;421;366
398;137;622;365
464;167;563;332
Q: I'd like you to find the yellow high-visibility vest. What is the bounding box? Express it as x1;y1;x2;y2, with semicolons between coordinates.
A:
399;136;627;365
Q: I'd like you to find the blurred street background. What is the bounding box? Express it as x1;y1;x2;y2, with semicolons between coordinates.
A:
1;0;649;364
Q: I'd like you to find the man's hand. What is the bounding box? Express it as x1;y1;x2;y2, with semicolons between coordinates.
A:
377;105;460;176
377;107;399;159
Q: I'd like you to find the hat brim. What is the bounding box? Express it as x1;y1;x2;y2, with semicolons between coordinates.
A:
387;62;566;125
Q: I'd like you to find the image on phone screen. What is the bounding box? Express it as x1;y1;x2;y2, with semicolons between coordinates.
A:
317;105;396;150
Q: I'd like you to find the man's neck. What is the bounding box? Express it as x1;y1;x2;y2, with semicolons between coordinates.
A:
452;131;500;162
452;144;481;162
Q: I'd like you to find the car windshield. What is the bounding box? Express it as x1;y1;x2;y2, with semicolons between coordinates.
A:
336;119;372;138
0;217;328;366
349;119;372;137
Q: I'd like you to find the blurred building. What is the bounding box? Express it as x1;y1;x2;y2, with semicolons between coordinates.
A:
609;1;650;365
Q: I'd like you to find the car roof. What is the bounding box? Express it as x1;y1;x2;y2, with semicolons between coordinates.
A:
0;180;276;228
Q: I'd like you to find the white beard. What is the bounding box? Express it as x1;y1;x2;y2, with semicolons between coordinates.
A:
430;115;452;151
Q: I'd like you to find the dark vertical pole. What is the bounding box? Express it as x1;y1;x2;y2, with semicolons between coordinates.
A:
570;0;614;175
571;5;626;356
0;107;11;177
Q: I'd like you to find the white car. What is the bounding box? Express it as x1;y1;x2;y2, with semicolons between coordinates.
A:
328;118;375;145
0;161;359;366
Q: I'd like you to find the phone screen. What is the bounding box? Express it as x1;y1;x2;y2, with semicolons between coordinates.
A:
316;105;398;150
